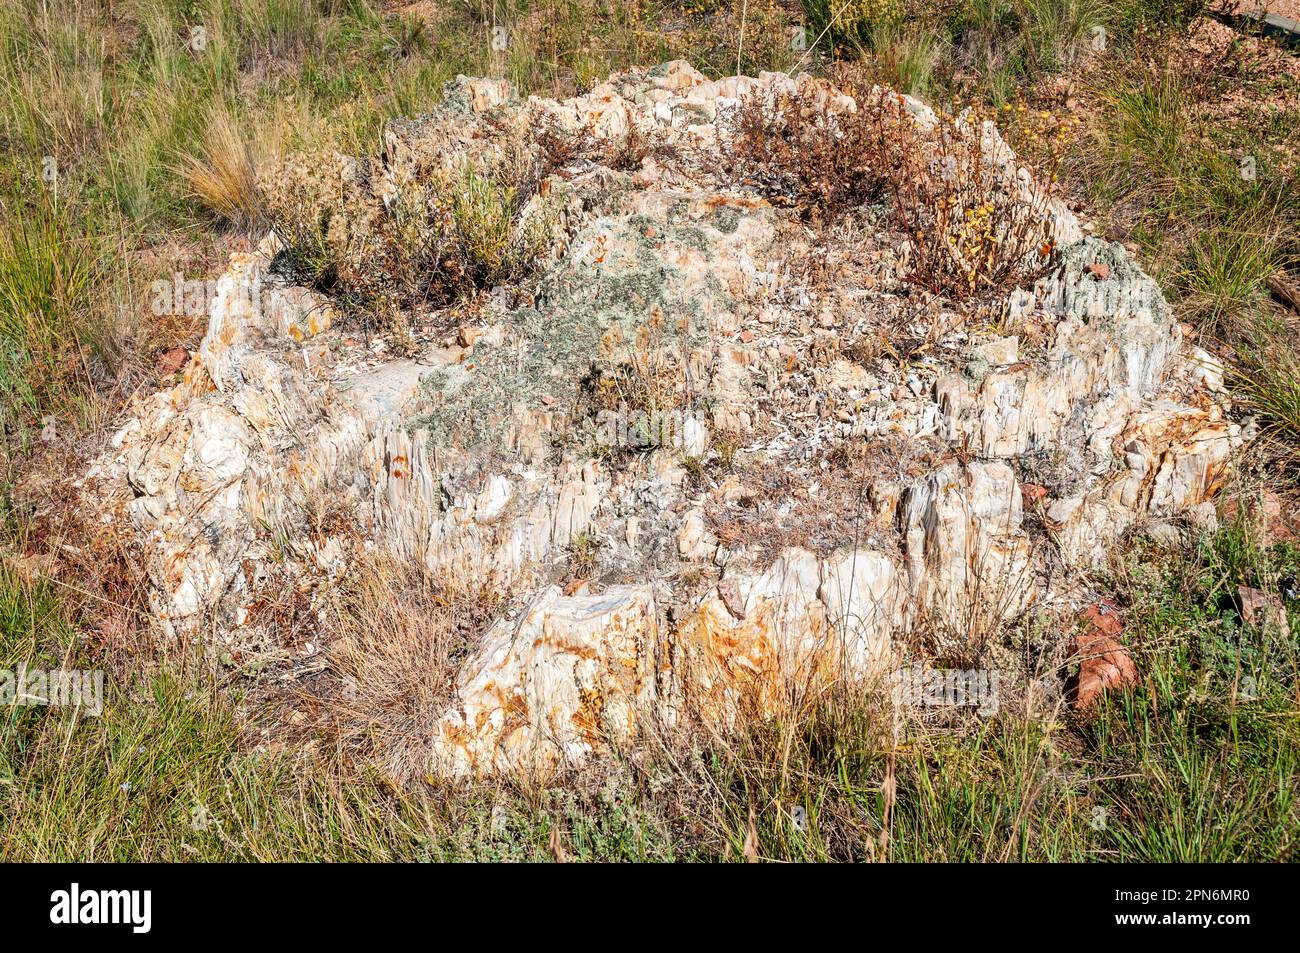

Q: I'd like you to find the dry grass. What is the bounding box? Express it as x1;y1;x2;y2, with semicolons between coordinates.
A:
593;304;694;426
264;554;487;783
177;104;268;231
1232;320;1300;472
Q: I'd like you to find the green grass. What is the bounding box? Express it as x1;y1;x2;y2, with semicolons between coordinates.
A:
1088;66;1188;198
0;185;116;424
1234;325;1300;467
4;518;1294;861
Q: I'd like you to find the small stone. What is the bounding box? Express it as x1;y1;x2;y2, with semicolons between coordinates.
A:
156;345;190;377
1239;586;1290;638
563;578;591;596
974;335;1018;366
1021;483;1049;507
718;577;746;620
677;510;706;558
1188;346;1226;393
1144;522;1183;551
1073;602;1137;713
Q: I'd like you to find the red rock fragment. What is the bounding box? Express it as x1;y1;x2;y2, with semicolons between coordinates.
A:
1072;602;1137;712
1021;483;1049;508
156;346;190;377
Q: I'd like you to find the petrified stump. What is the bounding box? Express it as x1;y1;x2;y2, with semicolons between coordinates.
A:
83;63;1243;777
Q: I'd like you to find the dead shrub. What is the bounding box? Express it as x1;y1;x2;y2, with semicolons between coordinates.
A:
721;84;1057;299
532;116;597;174
600;120;683;173
888;104;1057;299
720;84;892;224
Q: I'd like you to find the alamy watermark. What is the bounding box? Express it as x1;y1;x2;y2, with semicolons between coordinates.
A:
592;404;704;454
150;271;286;323
891;664;1001;716
50;884;150;933
1;666;104;716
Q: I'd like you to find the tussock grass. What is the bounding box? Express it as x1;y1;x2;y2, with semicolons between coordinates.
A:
1084;65;1188;202
1015;0;1105;73
177;102;267;231
1178;219;1284;331
1232;323;1300;469
858;19;946;97
287;554;482;782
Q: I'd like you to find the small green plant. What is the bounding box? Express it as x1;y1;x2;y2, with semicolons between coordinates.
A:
450;166;520;283
568;531;600;579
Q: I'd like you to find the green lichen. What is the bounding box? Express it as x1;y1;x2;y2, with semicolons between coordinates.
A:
672;225;713;257
712;206;742;235
411;212;730;453
963;353;991;384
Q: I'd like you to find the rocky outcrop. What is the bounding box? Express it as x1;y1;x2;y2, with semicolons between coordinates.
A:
80;62;1246;778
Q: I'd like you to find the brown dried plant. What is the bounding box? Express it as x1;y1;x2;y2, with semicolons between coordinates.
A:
722;84;1057;299
890;102;1058;299
720;83;893;224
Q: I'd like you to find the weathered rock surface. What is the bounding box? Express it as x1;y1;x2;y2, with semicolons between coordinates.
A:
81;63;1245;778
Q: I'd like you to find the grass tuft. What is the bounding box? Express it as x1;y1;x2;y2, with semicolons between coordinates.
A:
177;102;267;231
